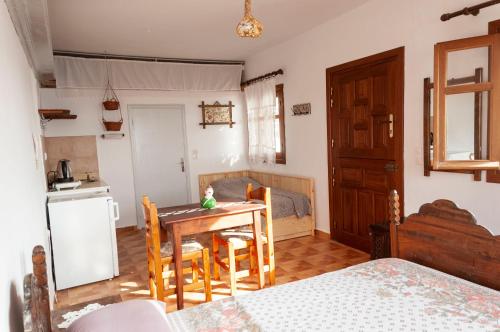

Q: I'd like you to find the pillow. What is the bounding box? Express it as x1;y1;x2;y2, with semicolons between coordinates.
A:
67;300;170;332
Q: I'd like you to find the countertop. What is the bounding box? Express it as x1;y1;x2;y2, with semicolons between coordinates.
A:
47;180;110;198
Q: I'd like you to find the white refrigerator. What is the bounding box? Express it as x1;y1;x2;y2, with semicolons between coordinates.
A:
48;192;119;290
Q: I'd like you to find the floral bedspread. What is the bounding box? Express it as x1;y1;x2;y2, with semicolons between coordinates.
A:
165;258;500;331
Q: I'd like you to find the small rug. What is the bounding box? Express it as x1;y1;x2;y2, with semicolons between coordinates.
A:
57;303;107;329
52;295;122;331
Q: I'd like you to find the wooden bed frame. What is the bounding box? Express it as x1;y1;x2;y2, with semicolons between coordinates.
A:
199;170;316;241
389;190;500;290
23;245;51;332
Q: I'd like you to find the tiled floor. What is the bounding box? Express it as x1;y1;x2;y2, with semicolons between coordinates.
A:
54;228;369;314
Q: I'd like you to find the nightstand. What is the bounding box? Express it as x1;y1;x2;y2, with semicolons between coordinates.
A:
369;223;391;259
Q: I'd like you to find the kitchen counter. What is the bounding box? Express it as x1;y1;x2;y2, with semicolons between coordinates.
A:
47;180;110;198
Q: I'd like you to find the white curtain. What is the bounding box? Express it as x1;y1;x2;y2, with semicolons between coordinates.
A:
245;78;277;164
54;56;243;91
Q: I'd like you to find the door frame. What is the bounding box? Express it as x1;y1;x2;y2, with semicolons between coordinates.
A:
326;47;405;240
128;104;191;228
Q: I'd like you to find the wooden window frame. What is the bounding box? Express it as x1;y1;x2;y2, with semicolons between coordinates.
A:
487;19;500;183
423;69;483;181
433;33;500;170
275;84;286;164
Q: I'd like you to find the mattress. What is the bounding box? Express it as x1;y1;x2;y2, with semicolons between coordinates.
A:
165;258;500;331
210;176;311;219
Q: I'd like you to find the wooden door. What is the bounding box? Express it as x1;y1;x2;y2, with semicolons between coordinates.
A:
326;47;404;252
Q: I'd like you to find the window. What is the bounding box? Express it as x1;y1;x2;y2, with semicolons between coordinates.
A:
433;33;500;170
275;84;286;164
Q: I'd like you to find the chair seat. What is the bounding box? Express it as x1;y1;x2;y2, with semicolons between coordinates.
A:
160;238;203;257
216;228;267;247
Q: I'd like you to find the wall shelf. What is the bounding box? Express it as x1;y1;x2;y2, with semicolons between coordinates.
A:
38;109;77;120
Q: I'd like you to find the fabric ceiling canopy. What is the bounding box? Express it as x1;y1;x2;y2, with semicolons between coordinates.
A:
54;56;244;91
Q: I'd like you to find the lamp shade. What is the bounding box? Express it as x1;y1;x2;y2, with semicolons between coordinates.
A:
236;0;263;38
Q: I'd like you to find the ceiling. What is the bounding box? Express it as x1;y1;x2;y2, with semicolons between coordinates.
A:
47;0;370;61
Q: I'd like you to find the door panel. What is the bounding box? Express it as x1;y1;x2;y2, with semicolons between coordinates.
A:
327;48;404;252
130;106;189;228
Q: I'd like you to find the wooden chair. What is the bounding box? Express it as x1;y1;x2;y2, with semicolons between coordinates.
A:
143;196;212;303
212;184;275;295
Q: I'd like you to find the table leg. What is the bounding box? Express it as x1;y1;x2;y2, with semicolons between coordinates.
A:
172;224;184;310
252;210;265;289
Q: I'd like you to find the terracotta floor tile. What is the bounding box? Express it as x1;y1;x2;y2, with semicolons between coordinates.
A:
53;228;369;316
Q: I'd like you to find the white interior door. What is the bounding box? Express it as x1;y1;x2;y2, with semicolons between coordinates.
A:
129;105;189;227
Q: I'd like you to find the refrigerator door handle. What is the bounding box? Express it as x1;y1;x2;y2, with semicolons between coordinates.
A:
113;202;120;221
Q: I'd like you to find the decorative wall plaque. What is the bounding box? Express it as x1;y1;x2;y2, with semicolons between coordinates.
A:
199;101;235;129
292;103;311;116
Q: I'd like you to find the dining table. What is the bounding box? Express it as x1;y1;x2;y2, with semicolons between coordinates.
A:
158;200;268;310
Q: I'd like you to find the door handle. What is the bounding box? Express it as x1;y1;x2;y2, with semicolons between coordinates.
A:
180;158;185;172
388;114;394;138
381;114;394;138
113;202;120;221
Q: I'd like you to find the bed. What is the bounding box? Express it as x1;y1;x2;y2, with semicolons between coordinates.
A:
163;191;499;331
199;170;316;241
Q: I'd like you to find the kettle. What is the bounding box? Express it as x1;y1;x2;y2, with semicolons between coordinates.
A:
56;159;74;183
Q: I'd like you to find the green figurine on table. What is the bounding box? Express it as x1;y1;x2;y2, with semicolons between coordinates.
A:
201;185;217;209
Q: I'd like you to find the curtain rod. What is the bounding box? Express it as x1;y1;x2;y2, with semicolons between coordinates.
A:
441;0;500;21
53;50;245;66
241;69;284;88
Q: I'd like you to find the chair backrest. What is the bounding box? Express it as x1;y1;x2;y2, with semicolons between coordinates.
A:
246;183;273;236
142;196;161;262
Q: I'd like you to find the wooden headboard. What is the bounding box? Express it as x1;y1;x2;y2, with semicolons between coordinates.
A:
23;245;51;332
389;190;500;290
198;170;316;221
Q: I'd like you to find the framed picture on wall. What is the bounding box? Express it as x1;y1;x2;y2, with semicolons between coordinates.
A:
199;101;236;128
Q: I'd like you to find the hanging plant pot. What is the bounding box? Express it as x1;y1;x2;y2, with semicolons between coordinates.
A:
102;61;123;130
103;120;123;131
103;98;120;111
102;78;120;111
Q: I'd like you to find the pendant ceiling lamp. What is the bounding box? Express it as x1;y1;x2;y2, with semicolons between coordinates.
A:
236;0;263;38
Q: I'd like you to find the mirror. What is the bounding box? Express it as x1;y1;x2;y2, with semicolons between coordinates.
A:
433;34;500;171
445;90;488;161
447;47;489;84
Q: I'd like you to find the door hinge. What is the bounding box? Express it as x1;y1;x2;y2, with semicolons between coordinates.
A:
384;162;398;172
331;139;335;148
332;178;335;187
330;98;334;108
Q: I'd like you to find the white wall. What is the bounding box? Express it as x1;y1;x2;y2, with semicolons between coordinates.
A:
40;88;249;227
0;3;50;332
244;0;500;234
